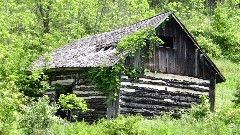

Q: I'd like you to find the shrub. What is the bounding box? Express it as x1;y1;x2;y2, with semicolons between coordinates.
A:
99;115;145;135
58;94;87;111
19;95;62;134
0;88;24;135
189;95;210;120
58;94;87;121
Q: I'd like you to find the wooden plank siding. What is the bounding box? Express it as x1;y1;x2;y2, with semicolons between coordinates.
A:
125;18;214;81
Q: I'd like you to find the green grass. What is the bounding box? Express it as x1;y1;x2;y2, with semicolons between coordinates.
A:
141;115;239;135
213;59;240;110
49;112;240;135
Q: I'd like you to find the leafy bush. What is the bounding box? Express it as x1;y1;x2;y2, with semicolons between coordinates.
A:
0;88;24;135
99;115;145;135
59;94;87;111
18;69;50;97
58;94;87;121
189;95;210;120
19;96;62;134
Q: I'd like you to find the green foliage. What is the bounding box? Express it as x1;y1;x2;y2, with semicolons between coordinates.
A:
51;121;105;135
195;35;222;58
51;115;145;135
0;0;154;97
123;67;147;80
92;0;155;33
117;29;163;57
99;115;145;135
58;94;87;111
224;107;240;125
0;88;24;135
233;81;240;107
58;94;87;121
214;58;240;109
189;95;210;120
19;96;62;135
54;83;68;94
18;70;50;97
0;0;240;134
142;111;240;135
211;2;240;62
87;65;122;95
49;108;240;135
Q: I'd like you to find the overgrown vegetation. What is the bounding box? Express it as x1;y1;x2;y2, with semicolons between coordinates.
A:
0;0;240;134
19;96;61;135
86;29;162;95
58;94;88;121
233;81;240;107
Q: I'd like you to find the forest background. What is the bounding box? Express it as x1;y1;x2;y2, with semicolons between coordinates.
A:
0;0;240;134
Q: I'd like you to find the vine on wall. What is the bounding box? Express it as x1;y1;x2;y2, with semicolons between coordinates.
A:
86;28;163;96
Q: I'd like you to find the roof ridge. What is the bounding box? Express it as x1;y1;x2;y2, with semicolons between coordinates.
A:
72;11;172;44
31;11;172;70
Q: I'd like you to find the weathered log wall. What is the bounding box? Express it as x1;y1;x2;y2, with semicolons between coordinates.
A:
45;73;108;122
119;72;210;116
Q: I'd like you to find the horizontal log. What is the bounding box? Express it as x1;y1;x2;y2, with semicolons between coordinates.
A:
120;102;171;110
120;87;202;99
130;74;210;86
51;75;75;81
74;93;105;97
120;91;200;103
120;95;198;105
121;80;208;93
120;108;163;116
74;86;96;91
86;104;107;109
81;96;107;100
120;97;192;108
84;98;107;102
141;72;210;85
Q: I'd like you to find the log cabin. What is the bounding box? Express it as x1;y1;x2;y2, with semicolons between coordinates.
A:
31;11;225;122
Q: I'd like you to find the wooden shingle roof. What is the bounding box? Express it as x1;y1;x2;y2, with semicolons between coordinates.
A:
32;12;171;69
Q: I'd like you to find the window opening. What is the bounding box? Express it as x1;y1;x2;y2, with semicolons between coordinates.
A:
159;36;174;48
